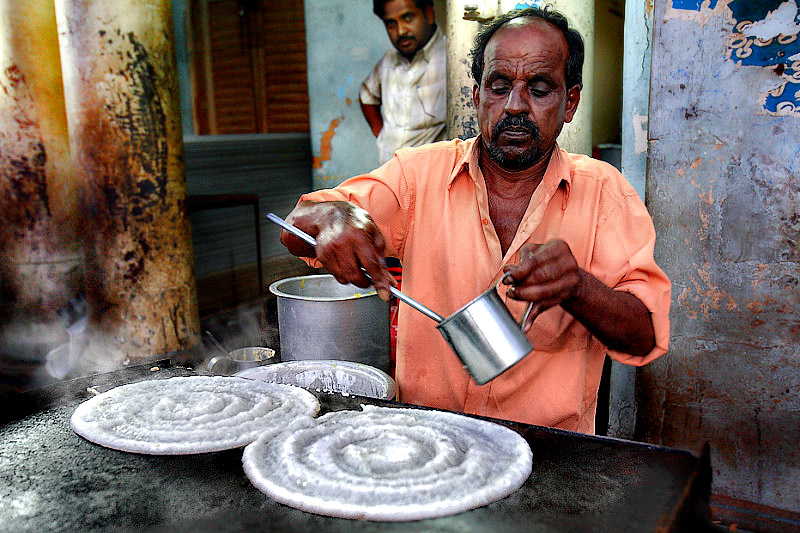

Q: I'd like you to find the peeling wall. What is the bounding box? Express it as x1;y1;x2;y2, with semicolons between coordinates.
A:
642;0;800;516
303;0;385;188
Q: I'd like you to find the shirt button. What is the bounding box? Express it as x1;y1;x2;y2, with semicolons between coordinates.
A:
482;218;489;225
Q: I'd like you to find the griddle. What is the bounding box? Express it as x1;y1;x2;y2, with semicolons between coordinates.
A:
0;360;714;532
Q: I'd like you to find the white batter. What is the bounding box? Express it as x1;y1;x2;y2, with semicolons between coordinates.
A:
70;376;320;454
242;405;533;521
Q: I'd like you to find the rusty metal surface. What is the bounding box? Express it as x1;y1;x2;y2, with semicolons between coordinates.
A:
0;362;714;532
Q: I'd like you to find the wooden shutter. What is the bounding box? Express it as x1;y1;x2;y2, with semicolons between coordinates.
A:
191;0;310;134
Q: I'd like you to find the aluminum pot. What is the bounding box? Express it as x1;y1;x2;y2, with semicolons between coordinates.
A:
269;274;391;374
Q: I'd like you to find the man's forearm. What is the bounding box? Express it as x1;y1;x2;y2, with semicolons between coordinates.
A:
360;102;383;137
562;270;656;357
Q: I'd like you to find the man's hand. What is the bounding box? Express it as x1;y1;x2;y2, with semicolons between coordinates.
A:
502;240;656;356
283;201;396;301
502;241;581;329
360;102;384;138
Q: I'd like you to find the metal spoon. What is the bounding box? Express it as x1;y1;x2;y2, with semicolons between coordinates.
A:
205;330;228;355
267;213;444;322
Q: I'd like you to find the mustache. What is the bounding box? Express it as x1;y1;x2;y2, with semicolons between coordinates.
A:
492;115;539;138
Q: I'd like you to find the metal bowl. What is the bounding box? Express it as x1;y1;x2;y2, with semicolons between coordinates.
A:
269;274;391;374
207;346;277;375
235;359;396;400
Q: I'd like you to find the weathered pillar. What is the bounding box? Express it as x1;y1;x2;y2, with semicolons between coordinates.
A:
0;0;81;354
445;0;486;138
446;0;593;155
607;0;655;440
54;0;200;370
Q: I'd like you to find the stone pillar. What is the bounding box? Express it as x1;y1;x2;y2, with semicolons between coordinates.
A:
446;0;593;154
0;0;81;354
54;0;200;369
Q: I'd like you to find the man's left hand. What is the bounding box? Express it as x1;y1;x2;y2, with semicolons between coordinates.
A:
502;240;583;330
502;240;656;357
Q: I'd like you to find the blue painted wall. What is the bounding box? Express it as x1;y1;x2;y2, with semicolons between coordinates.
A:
304;0;386;188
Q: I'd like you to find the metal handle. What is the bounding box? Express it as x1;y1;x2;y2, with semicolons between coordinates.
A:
267;213;444;323
499;273;536;330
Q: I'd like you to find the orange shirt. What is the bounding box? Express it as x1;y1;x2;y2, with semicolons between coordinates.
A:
300;137;671;433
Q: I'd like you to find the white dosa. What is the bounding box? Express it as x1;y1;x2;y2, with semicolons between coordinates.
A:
242;405;532;521
71;376;319;454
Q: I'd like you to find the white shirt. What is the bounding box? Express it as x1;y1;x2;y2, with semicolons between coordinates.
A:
360;26;447;164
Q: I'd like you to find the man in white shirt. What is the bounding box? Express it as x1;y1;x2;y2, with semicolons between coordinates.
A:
360;0;447;164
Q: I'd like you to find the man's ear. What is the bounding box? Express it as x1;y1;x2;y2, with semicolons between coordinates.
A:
425;5;435;25
472;84;480;109
563;85;581;124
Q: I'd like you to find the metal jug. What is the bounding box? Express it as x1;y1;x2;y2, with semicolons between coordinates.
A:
437;278;534;385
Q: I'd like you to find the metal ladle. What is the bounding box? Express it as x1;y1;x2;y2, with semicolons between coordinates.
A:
267;213;535;384
267;213;442;321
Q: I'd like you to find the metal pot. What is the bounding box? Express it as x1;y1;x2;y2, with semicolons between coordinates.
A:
269;274;391;374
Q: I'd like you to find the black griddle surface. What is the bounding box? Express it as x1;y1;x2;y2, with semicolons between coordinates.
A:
0;362;712;532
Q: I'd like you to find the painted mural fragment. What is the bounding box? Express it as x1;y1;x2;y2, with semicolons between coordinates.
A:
672;0;720;10
671;0;800;116
512;1;545;8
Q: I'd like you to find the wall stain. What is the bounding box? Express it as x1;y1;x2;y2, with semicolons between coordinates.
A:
690;175;715;241
681;261;738;321
99;31;168;220
312;117;343;169
677;287;698;319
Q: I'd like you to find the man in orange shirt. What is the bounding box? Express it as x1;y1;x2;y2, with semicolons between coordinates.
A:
279;7;671;433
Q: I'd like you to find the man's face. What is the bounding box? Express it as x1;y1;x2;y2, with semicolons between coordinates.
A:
381;0;436;60
472;19;580;170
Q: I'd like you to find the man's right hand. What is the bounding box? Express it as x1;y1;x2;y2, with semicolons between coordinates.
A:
283;200;396;301
360;102;384;138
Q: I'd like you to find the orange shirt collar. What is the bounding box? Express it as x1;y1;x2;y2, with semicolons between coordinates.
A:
448;136;572;208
